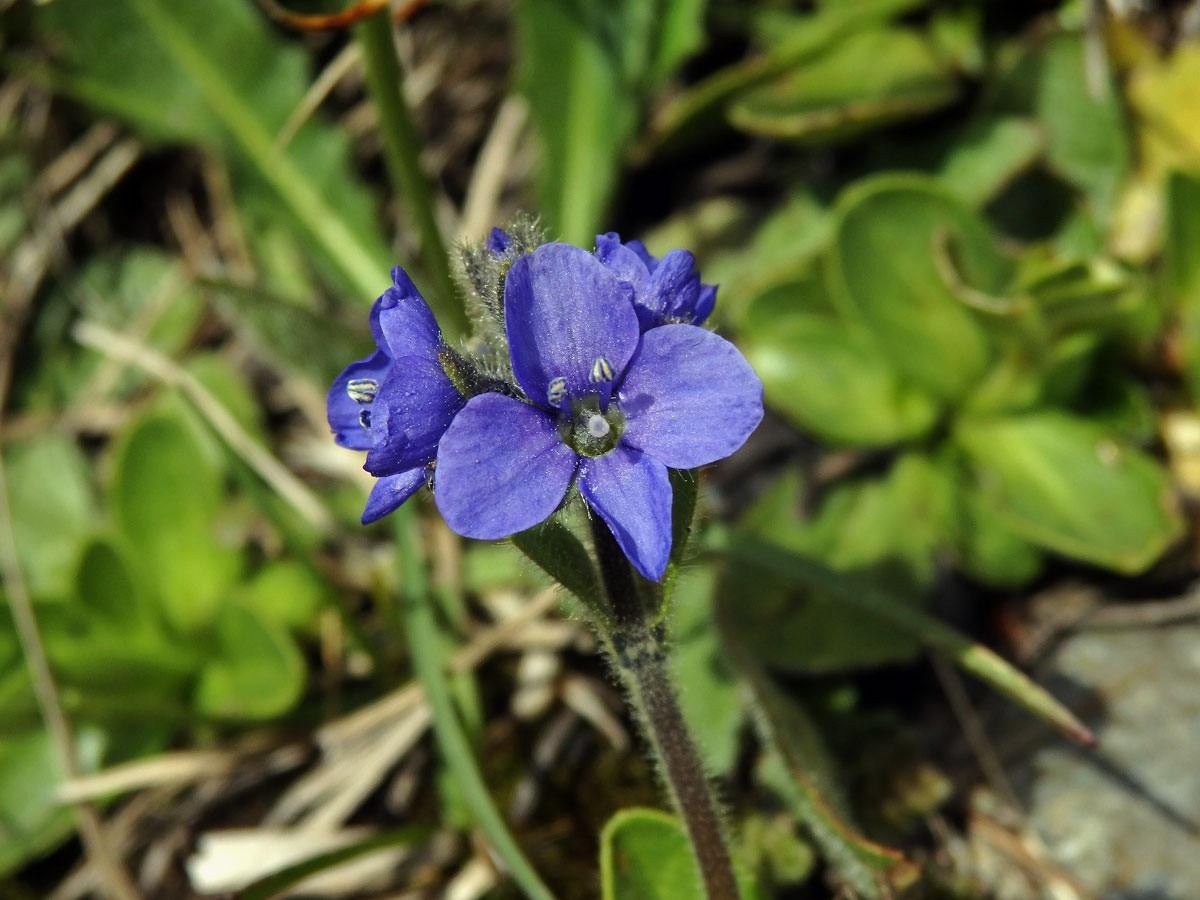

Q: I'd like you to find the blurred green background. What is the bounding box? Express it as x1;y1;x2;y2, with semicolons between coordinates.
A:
3;0;1200;897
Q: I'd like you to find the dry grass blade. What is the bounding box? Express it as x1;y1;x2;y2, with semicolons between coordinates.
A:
4;136;142;314
275;42;363;152
55;744;308;804
458;95;529;241
267;587;565;827
72;319;334;534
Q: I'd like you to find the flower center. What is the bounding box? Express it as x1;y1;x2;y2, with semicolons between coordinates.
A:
561;396;623;457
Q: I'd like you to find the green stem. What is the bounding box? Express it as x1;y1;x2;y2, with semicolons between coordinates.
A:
393;508;557;900
589;516;741;900
356;11;467;337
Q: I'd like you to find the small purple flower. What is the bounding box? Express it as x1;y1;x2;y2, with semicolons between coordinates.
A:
485;227;512;255
594;232;718;331
327;267;464;524
434;243;762;580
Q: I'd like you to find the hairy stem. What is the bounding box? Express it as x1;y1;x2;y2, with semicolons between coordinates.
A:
589;515;741;900
356;11;467;337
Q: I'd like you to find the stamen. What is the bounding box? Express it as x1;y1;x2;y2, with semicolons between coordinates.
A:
346;377;378;405
586;414;610;439
589;356;614;383
547;376;567;408
358;409;372;429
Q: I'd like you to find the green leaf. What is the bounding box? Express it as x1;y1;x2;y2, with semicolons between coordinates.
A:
511;519;604;615
737;813;816;891
1166;171;1200;401
3;434;96;598
947;480;1043;589
719;615;913;899
43;538;199;698
648;0;708;84
30;0;390;300
669;570;742;774
659;468;700;603
516;0;710;242
601;808;704;900
515;0;638;244
646;0;926;154
743;305;939;446
827;174;1011;401
1016;252;1146;340
0;727;105;877
936;116;1045;207
956;412;1183;574
239;560;329;633
0;611;40;737
703;191;831;324
716;536;1096;745
194;602;305;720
987;33;1130;222
725;455;961;673
728;28;957;143
112;414;240;633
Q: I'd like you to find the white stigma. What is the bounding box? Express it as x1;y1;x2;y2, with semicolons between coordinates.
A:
586;414;610;439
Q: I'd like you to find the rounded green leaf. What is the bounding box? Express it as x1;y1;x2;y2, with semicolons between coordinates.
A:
957;412;1183;573
601;808;703;900
952;491;1043;588
42;538;201;696
827;174;1012;401
194;602;304;720
0;728;104;876
111;414;240;633
729;29;957;144
745;310;939;446
239;560;329;633
3;435;96;598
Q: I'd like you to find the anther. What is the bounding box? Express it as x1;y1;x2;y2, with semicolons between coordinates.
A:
358;409;372;429
346;378;378;405
547;376;567;407
589;356;614;383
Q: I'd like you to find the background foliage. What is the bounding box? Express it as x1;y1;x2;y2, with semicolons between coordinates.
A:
3;0;1200;897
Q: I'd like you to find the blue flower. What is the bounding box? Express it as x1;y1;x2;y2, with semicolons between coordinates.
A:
594;232;718;330
485;227;512;254
326;267;464;524
433;243;762;580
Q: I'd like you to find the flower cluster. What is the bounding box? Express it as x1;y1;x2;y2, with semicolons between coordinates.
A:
328;228;763;580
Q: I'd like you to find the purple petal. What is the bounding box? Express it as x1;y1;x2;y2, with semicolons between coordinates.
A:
579;445;672;581
362;467;427;524
486;227;512;254
694;283;717;324
595;232;651;300
504;243;640;410
618;324;763;469
365;356;464;476
636;249;701;328
370;266;442;360
327;350;391;451
621;239;659;273
434;393;577;539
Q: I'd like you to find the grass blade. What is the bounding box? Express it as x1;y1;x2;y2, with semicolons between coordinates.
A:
393;508;559;900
